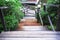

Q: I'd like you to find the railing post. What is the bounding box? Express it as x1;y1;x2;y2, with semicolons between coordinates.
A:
39;9;43;26
36;8;43;26
0;9;7;31
0;7;8;31
35;5;43;26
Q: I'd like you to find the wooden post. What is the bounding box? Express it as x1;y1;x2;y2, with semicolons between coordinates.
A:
0;7;8;31
56;7;60;31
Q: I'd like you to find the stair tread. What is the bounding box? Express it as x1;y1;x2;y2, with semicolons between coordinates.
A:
1;31;60;35
0;38;60;40
23;17;36;19
0;31;60;38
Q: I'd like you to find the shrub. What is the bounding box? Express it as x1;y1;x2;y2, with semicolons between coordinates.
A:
0;0;24;31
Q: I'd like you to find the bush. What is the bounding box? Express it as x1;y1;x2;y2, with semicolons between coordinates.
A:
40;6;57;30
40;8;49;25
47;25;56;31
47;0;60;30
0;0;24;31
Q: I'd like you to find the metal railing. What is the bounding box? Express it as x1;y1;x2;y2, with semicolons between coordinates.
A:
47;15;55;31
39;10;55;31
36;4;56;31
39;9;43;26
45;5;56;31
22;4;56;31
0;6;8;31
35;8;44;26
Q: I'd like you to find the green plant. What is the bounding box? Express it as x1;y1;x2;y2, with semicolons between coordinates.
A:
39;0;58;30
40;7;49;25
47;25;56;30
44;0;59;30
47;0;60;30
0;0;24;31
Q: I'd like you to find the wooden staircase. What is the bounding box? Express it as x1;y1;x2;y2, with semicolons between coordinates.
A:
17;9;48;31
1;8;60;40
19;19;40;26
17;18;41;30
0;7;60;40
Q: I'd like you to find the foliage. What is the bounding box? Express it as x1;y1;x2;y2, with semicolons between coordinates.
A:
47;25;56;30
46;0;60;30
47;0;60;30
40;7;49;25
47;0;56;4
40;0;59;30
40;7;57;30
0;0;24;32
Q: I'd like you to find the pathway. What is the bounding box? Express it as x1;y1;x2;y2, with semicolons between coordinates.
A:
0;7;60;40
17;9;48;31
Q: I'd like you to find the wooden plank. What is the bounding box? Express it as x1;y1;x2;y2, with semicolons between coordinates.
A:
0;34;60;38
1;31;60;35
0;38;60;40
0;31;60;38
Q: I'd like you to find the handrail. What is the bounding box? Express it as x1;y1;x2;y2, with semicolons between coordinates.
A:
39;9;44;26
45;5;55;31
48;15;55;31
35;8;43;26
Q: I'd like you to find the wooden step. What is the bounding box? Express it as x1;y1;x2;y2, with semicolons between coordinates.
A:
18;18;41;30
19;19;41;26
0;38;60;40
18;23;41;30
0;31;60;38
17;26;47;31
19;23;40;26
23;17;36;19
